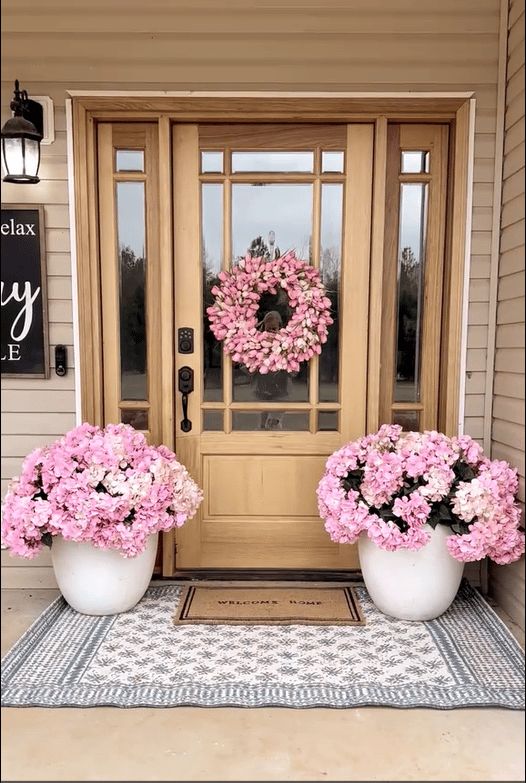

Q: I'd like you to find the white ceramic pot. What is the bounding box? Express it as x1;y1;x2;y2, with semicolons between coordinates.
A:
51;533;158;616
358;524;464;621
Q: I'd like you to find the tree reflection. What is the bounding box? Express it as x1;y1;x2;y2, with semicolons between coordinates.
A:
119;244;146;377
319;246;339;388
396;246;421;384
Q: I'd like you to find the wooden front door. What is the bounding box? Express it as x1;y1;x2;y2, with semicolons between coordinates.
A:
173;124;374;569
92;109;454;574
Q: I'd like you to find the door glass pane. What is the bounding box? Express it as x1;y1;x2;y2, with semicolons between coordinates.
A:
401;151;430;174
232;410;310;431
394;183;428;403
201;151;224;174
115;150;144;172
203;410;224;431
116;181;147;401
121;408;149;430
319;183;343;402
202;183;224;402
321;151;344;173
231;182;312;402
233;367;309;403
231;151;314;173
232;183;313;262
318;410;339;431
392;409;420;431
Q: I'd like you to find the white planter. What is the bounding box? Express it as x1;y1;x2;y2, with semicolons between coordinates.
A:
358;524;464;621
51;533;158;616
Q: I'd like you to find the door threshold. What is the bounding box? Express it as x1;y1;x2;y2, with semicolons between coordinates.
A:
165;568;362;582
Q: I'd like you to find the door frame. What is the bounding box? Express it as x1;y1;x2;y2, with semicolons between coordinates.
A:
68;92;475;573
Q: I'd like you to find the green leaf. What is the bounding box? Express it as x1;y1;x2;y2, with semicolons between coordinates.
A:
341;468;363;494
378;506;399;524
438;503;453;522
453;459;476;483
41;532;53;548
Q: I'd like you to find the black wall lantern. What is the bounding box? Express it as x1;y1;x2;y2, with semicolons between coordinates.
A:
1;80;43;184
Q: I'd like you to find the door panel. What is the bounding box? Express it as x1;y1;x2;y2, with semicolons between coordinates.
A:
174;123;374;570
206;455;326;517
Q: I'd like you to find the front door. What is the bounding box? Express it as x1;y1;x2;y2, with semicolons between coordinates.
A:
94;113;451;573
173;124;374;569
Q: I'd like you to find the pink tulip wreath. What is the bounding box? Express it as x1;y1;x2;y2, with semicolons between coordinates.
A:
206;251;333;374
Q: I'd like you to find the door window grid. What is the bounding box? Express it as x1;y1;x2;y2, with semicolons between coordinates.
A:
98;125;161;441
380;125;448;431
200;145;345;433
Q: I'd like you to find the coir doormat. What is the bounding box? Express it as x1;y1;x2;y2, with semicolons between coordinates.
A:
173;583;364;625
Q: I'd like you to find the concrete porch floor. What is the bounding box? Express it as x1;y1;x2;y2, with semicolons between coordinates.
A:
1;588;524;782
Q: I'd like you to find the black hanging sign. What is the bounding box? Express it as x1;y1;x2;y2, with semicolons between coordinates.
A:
1;204;48;377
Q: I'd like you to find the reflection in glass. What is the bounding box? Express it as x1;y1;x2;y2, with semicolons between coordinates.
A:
321;151;344;173
392;409;420;431
401;151;429;174
318;411;339;431
233;365;309;403
202;184;224;402
201;151;224;174
394;183;428;403
232;184;313;262
232;410;310;431
319;183;343;402
116;182;147;401
115;150;144;172
203;410;224;431
231;151;314;173
121;408;149;430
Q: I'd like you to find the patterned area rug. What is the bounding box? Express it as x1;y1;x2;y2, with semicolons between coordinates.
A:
1;581;524;709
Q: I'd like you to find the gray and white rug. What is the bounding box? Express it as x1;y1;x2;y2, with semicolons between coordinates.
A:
1;582;524;709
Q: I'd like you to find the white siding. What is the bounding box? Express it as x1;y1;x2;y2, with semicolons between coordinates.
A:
0;0;514;587
489;0;525;628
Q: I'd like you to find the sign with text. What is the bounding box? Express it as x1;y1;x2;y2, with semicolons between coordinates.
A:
1;205;48;377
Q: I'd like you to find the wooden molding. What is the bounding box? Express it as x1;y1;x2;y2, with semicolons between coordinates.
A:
442;102;473;436
70;95;474;574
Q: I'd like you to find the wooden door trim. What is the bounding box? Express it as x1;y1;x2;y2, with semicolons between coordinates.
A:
441;100;475;436
71;97;473;573
170;568;362;581
73;99;103;425
70;94;470;118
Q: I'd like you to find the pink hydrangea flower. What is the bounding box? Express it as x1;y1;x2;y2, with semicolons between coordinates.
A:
1;423;203;559
317;426;525;563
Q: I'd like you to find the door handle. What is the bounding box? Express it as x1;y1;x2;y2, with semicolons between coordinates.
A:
178;366;194;432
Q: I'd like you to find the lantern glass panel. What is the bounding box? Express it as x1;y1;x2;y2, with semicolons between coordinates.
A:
2;137;24;177
24;138;40;178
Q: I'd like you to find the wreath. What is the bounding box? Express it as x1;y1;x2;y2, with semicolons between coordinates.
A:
207;251;333;374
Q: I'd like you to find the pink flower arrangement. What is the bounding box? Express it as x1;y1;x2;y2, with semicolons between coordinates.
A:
1;423;203;559
207;251;333;374
317;425;525;565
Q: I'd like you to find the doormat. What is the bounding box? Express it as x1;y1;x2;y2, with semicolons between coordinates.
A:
1;581;524;709
173;583;364;625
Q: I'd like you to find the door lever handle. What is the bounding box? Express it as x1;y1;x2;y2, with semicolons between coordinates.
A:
178;366;194;432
